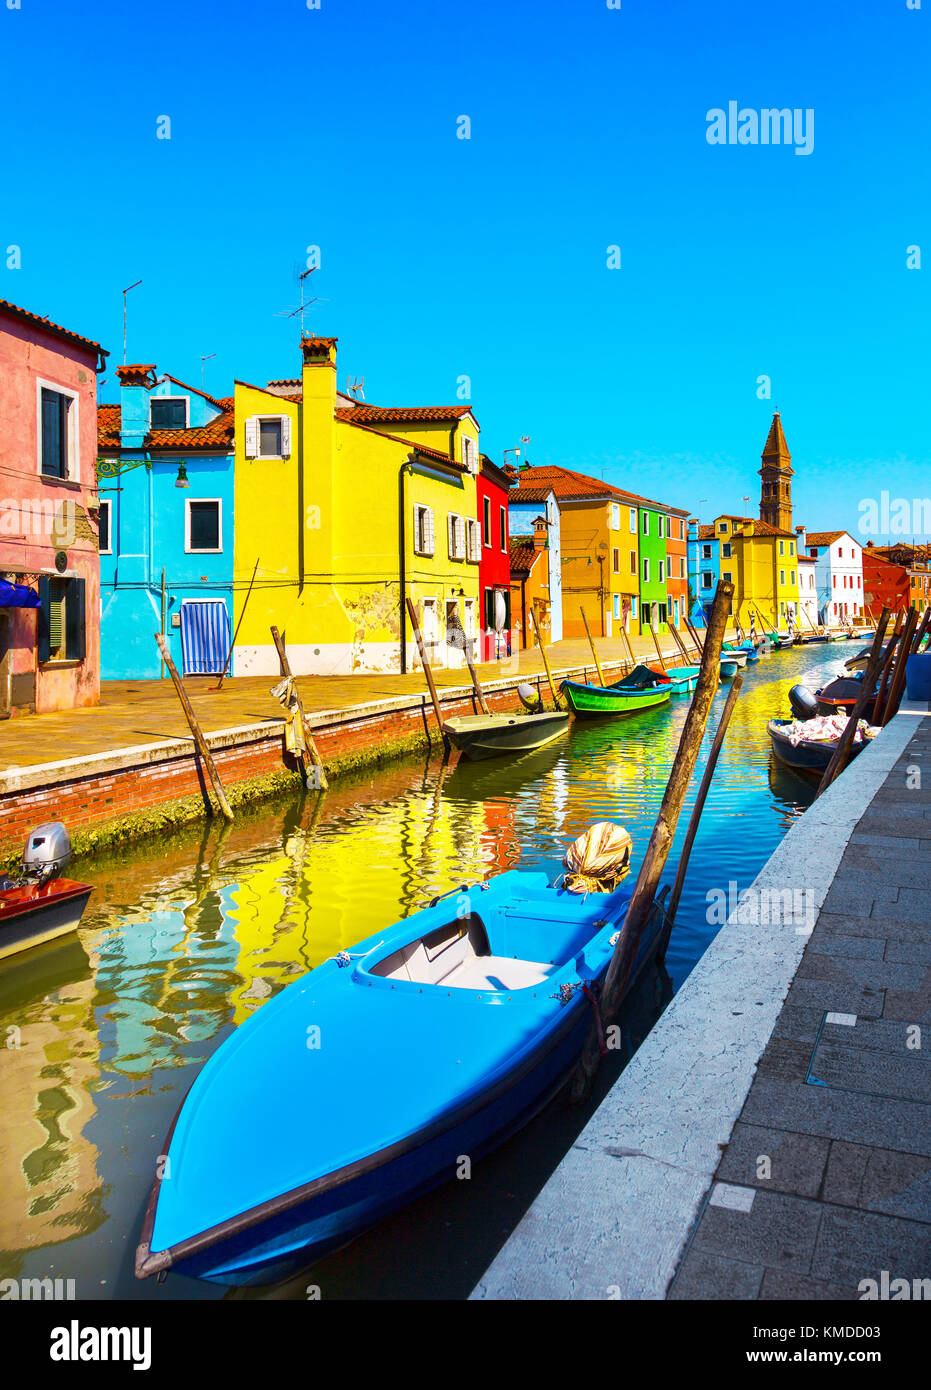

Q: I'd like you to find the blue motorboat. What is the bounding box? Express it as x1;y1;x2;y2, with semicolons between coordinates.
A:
647;663;702;693
135;871;668;1286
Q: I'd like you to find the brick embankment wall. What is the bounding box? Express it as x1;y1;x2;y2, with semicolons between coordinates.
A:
0;664;602;862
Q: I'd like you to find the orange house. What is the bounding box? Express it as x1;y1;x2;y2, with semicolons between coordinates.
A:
509;521;552;650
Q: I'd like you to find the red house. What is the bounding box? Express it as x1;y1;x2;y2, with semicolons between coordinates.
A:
862;544;909;619
477;455;512;660
0;300;107;717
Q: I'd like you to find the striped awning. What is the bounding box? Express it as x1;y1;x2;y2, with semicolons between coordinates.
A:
180;599;231;676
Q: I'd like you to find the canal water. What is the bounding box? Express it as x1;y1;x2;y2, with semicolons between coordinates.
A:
0;640;851;1300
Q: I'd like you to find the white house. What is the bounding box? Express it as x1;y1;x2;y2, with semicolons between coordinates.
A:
507;486;562;642
796;552;818;629
802;529;864;625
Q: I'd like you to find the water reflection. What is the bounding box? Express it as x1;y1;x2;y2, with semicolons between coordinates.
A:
0;642;846;1297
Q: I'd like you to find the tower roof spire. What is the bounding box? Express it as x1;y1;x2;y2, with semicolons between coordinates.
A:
761;410;792;473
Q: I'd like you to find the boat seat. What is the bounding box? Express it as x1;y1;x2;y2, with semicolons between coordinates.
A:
368;914;555;991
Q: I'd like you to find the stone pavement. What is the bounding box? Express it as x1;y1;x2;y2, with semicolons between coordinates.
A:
668;714;931;1300
0;632;693;773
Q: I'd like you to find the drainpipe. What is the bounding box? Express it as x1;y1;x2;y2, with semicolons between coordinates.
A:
399;458;411;673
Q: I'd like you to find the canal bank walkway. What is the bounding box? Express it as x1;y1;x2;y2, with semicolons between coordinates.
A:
0;632;692;774
472;698;931;1301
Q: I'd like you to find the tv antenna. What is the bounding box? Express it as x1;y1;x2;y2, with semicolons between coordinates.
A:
275;266;325;336
346;375;365;400
122;279;142;364
200;353;216;388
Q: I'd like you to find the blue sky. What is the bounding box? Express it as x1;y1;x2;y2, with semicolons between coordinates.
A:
2;0;928;538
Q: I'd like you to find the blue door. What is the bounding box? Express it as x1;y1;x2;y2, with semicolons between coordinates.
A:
180;599;230;676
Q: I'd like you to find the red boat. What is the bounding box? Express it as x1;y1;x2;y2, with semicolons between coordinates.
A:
0;824;92;962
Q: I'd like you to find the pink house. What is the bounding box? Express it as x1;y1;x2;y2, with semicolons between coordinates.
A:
0;300;108;717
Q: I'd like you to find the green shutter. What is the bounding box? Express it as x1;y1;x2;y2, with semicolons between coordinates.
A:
37;576;51;663
66;578;86;660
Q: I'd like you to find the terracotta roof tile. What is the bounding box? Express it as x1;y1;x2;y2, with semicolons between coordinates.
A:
509;538;542;574
805;530;847;547
336;405;474;424
97;403;234;452
0;298;107;359
511;465;689;516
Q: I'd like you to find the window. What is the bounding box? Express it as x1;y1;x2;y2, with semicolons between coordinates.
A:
722;542;732;558
611;503;620;530
613;547;620;574
483;496;491;546
98;500;111;554
642;558;650;583
244;415;291;458
658;560;664;583
462;437;477;474
642;512;649;536
718;522;728;533
779;569;785;586
39;385;75;479
186;499;222;552
447;512;466;560
631;596;638;618
466;518;481;562
499;505;507;552
613;594;621;620
791;570;796;585
789;541;795;556
657;515;664;539
38;575;85;663
150;397;187;430
629;508;636;533
630;552;637;575
414;504;435;556
679;558;685;579
722;571;732;582
701;544;712;561
658;602;667;625
701;571;713;589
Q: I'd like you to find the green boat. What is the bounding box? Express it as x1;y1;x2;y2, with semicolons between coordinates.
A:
442;710;570;760
558;664;672;719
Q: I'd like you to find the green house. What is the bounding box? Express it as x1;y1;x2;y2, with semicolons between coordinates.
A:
637;505;669;635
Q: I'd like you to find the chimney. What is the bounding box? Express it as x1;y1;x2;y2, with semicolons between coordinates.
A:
795;524;806;552
301;336;338;574
532;515;548;550
116;363;157;448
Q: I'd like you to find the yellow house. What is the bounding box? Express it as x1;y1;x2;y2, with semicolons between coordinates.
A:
233;336;480;674
713;514;801;632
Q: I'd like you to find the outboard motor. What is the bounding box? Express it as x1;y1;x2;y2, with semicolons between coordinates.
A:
788;684;819;722
21;822;73;885
517;682;543;713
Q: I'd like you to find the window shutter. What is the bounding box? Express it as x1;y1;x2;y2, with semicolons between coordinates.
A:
448;513;455;558
280;415;291;456
66;578;86;661
37;575;50;663
455;515;465;559
424;507;434;555
244;418;257;458
413;504;422;553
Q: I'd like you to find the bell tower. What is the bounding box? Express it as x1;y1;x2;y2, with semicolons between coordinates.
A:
759;411;793;532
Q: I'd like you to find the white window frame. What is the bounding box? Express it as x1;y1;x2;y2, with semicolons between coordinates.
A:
149;394;189;430
613;593;621;620
701;544;712;560
36;377;79;482
701;571;713;589
98;499;112;554
611;503;620;530
185;497;223;554
462;436;478;475
483;495;492;547
629;507;636;533
447;512;466;561
659;559;664;583
414;504;435;557
466;517;481;563
245;414;291;459
499;505;507;553
642;512;649;536
642;557;650;583
658;515;664;539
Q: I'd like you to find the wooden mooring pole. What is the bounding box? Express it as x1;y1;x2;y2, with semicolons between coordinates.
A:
880;606;921;726
463;638;491;715
666;671;744;926
215;556;260;692
270;626;329;790
618;622;637;674
530;608;562;709
580;607;606;686
405;596;450;751
815;609;890;799
570;578;735;1101
648;621;667;672
155;633;234;821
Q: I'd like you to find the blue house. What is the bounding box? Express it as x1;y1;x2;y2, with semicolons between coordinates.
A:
97;365;235;679
688;519;719;626
507;483;563;642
